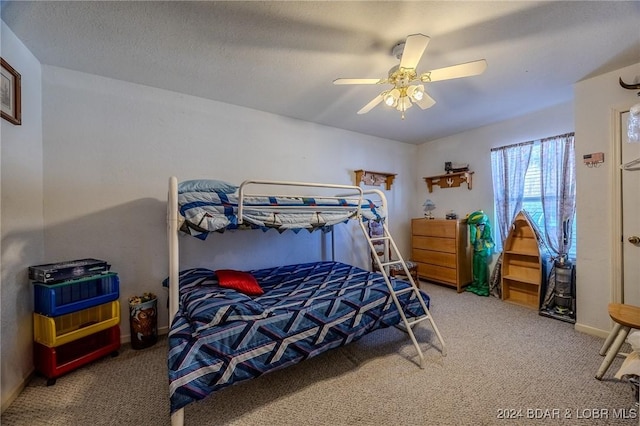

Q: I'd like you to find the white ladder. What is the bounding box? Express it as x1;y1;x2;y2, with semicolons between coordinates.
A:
358;218;447;367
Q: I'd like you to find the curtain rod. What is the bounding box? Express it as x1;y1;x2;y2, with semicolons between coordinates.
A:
491;132;575;152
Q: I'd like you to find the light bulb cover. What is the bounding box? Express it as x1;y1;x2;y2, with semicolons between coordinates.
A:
413;85;425;101
384;94;395;107
407;84;425;102
396;96;412;111
384;89;400;107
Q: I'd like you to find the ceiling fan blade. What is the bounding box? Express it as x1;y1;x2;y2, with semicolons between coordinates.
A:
333;78;384;85
357;94;384;114
399;34;430;70
423;59;487;82
414;92;436;110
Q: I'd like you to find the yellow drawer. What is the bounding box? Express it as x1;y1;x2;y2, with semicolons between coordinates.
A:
34;301;120;347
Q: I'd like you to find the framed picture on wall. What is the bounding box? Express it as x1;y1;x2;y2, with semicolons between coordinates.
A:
1;58;22;125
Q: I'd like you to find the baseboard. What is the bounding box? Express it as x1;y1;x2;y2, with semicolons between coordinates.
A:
1;369;34;414
575;322;609;339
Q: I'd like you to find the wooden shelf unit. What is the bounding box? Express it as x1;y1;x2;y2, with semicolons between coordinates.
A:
501;212;545;309
411;218;472;292
423;171;473;193
354;170;396;190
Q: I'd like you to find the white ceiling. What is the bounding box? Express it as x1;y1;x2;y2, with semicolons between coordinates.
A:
2;1;639;144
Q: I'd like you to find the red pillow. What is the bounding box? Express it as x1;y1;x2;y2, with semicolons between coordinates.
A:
215;269;264;296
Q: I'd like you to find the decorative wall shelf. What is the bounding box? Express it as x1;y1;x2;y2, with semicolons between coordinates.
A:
354;170;396;190
423;171;473;193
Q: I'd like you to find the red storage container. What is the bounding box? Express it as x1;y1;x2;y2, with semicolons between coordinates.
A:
33;325;120;385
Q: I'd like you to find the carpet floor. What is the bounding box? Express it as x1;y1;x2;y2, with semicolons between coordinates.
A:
2;281;638;425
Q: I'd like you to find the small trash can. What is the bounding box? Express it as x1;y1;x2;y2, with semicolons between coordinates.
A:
129;293;158;350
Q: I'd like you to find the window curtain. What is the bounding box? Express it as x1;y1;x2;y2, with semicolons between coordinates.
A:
489;143;533;298
490;142;534;252
539;133;576;311
540;133;576;257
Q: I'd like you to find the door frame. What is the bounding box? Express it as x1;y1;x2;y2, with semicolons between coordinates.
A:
610;104;634;304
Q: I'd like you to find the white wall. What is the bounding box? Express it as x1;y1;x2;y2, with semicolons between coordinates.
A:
0;22;44;411
41;65;418;340
3;22;636;410
415;102;574;226
416;62;640;336
414;103;574;305
574;62;640;335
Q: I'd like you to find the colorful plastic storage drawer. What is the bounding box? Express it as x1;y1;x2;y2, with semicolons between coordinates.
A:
33;301;120;347
34;325;120;383
33;273;119;316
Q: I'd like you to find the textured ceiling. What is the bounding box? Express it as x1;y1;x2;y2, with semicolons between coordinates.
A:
2;1;640;144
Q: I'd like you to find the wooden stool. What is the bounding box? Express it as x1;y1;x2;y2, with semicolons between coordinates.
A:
595;303;640;380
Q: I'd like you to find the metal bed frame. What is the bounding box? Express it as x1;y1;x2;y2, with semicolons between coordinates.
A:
167;176;446;426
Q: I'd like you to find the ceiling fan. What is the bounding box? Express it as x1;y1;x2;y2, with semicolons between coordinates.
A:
333;34;487;119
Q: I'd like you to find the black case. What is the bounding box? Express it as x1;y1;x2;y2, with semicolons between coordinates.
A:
29;258;110;283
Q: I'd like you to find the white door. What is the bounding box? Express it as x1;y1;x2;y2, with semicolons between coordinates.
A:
621;111;640;306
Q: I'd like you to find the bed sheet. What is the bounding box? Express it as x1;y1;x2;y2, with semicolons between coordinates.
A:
168;261;429;412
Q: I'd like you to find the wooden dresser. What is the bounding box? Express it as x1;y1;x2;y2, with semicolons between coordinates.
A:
411;218;472;292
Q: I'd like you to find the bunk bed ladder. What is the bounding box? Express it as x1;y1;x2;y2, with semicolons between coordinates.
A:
358;219;447;367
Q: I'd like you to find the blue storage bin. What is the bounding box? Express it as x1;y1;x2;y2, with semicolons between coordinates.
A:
34;273;119;316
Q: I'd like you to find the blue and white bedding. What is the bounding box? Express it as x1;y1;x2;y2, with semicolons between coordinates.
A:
168;261;429;413
178;189;385;239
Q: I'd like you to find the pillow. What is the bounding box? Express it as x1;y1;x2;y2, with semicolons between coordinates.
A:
216;269;264;296
178;179;238;194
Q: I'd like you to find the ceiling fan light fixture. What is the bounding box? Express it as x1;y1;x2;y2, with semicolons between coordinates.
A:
384;88;400;107
408;84;425;102
384;94;395;107
333;34;487;120
396;96;412;111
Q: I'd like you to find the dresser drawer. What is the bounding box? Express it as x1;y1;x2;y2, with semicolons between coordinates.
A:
412;236;456;253
412;219;457;237
416;262;457;285
412;249;457;268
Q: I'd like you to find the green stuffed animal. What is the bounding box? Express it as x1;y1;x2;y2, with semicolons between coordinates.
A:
466;210;494;296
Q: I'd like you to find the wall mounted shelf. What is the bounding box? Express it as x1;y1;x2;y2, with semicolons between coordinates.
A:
354;170;396;190
423;171;473;193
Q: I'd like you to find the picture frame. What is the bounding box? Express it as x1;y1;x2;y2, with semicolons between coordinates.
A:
1;58;22;125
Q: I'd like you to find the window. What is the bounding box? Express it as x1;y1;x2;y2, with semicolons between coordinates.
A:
491;134;576;260
520;143;577;259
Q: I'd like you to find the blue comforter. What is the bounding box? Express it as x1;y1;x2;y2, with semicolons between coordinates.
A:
168;261;429;412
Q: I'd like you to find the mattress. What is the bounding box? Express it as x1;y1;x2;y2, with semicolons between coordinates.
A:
167;261;429;412
178;190;385;239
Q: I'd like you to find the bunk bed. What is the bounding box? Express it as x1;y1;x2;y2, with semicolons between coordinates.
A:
167;177;446;425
